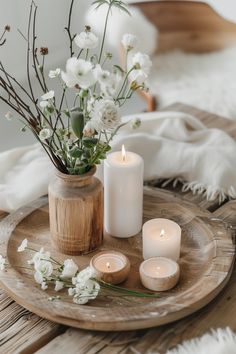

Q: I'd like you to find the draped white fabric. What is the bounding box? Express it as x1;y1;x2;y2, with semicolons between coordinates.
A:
1;111;236;212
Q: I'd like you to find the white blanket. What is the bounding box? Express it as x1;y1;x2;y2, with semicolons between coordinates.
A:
0;111;236;212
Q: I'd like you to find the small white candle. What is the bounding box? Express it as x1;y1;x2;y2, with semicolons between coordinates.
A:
90;251;130;284
143;218;181;261
140;257;180;291
104;145;144;238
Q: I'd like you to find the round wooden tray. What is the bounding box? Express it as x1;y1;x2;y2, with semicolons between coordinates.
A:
0;187;235;331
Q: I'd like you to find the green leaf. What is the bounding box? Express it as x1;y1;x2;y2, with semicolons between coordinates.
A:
70;110;84;139
69;147;83;158
83;137;98;148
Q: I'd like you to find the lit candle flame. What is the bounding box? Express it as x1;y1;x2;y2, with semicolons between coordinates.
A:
106;262;111;269
160;229;165;237
122;144;126;162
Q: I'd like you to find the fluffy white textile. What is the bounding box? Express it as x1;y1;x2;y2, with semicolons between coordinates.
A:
85;4;158;55
148;47;236;120
165;327;236;354
1;111;236;212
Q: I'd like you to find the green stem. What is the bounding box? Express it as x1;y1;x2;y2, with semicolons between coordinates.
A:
98;3;112;63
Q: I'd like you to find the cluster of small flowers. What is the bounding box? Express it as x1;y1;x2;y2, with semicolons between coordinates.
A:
13;239;100;304
38;30;149;141
69;266;100;304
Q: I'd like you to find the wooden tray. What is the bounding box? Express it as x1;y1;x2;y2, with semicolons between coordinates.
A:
0;187;235;331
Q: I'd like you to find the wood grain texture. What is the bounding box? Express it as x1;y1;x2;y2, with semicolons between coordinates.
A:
0;186;234;332
48;167;103;255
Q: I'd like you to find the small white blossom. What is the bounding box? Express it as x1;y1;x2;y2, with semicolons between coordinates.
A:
41;90;55;100
5;111;13;121
61;259;78;279
39;100;50;109
121;33;138;51
83;121;95;137
49;68;61;78
87;96;96;112
91;99;121;131
39;128;52;141
71;279;100;305
95;66;121;98
74;266;96;286
0;255;6;271
17;238;28;252
61;58;97;89
55;281;64;292
34;270;44;284
130;117;141;129
41;281;48;290
34;259;53;279
68;287;76;296
28;247;51;265
129;52;152;85
74;31;98;49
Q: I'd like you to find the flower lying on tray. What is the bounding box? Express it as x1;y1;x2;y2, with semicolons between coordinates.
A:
0;239;161;305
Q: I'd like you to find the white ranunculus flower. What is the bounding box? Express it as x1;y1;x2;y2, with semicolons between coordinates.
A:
39;128;52;141
61;259;78;279
0;255;6;271
49;68;61;79
74;31;98;49
83;121;95;137
121;33;138;51
41;90;55;100
55;281;64;292
28;247;51;265
91;99;121;131
61;57;97;89
17;238;28;252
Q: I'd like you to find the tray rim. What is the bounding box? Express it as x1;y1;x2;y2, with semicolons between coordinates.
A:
0;188;235;331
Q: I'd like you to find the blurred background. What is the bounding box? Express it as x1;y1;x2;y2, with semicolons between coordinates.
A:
1;0;236;152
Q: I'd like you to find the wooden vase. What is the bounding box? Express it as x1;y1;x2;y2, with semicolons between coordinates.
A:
48;166;103;255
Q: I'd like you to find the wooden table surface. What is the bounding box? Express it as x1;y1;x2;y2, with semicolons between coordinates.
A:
1;103;236;354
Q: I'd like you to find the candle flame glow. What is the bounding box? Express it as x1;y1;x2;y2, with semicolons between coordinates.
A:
122;144;126;162
160;229;165;237
106;262;111;269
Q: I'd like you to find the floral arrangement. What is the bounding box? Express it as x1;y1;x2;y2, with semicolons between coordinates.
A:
0;0;151;175
0;239;159;305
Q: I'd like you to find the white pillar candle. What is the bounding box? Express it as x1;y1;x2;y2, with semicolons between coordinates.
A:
142;218;181;261
104;145;144;238
90;251;130;284
140;257;180;291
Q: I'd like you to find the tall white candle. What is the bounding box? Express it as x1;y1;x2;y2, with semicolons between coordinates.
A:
104;145;144;238
143;218;181;261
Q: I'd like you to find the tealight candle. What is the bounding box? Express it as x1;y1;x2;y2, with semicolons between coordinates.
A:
140;257;180;291
90;251;130;284
143;218;181;261
104;145;144;238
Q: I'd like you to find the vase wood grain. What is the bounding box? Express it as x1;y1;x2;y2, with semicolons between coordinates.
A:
48;166;103;255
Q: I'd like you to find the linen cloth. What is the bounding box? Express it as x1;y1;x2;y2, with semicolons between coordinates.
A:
0;111;236;212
